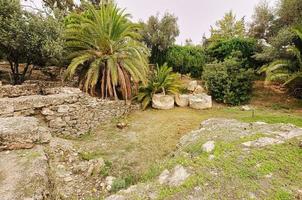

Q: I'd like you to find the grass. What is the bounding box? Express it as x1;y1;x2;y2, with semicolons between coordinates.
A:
69;81;302;198
73;106;302;184
79;150;104;161
144;137;302;199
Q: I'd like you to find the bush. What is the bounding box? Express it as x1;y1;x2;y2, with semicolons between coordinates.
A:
166;45;206;78
137;63;182;109
203;57;254;105
206;37;258;69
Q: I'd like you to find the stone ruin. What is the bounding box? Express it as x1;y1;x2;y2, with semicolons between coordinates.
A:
0;83;138;199
0;83;138;138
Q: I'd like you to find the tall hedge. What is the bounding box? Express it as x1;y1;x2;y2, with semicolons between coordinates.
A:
166;45;206;78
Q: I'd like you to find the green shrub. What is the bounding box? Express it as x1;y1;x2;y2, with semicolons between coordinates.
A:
206;37;258;69
203;57;254;105
166;45;206;78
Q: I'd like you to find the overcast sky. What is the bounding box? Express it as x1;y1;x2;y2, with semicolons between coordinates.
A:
24;0;277;44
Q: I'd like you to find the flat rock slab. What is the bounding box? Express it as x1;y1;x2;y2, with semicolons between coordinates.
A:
179;118;302;147
0;146;50;200
0;117;51;151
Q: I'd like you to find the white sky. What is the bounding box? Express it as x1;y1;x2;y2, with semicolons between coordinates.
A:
23;0;278;44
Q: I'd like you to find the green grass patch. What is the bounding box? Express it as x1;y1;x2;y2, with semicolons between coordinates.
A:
79;150;104;161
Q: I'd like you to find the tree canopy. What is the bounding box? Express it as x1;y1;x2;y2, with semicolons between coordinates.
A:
209;11;246;42
0;0;64;84
140;13;179;65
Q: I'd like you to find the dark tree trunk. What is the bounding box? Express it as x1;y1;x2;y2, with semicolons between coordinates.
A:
8;58;30;85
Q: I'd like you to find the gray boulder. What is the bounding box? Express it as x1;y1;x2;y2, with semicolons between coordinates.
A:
187;81;198;92
189;94;212;110
175;94;190;107
152;94;174;110
193;85;205;94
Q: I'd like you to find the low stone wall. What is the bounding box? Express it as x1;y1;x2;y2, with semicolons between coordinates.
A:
0;80;78;98
0;84;41;98
0;87;138;137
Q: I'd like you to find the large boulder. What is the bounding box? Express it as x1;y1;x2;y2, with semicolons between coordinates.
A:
193;85;205;95
189;94;212;110
152;94;174;110
175;94;190;107
0;117;51;151
187;81;198;92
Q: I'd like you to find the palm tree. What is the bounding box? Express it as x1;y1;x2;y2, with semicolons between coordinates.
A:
258;26;302;86
64;3;149;100
137;63;182;109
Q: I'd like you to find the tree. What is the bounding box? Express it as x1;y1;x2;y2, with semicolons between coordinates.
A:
206;37;258;68
166;45;206;78
258;26;302;88
210;11;245;42
64;3;149;100
0;0;64;84
42;0;75;12
141;13;179;65
277;0;302;26
248;0;274;40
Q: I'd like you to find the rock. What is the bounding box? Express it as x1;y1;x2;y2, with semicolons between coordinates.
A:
242;137;284;148
117;122;127;129
105;195;126;200
49;117;67;128
57;105;69;113
41;108;54;116
202;141;215;153
105;176;116;191
187;81;198;92
241;105;252;111
175;94;190;107
158;169;170;184
158;165;190;186
189;94;212;110
152;94;174;110
0;117;51;151
0;146;50;200
193;85;205;94
86;158;105;177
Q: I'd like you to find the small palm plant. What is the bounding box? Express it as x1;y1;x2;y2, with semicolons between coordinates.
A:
258;26;302;86
137;63;182;109
64;3;149;100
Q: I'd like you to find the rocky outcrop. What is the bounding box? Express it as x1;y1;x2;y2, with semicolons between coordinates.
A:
189;93;212;110
0;146;50;200
152;94;175;110
0;117;51;151
179;118;302;148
